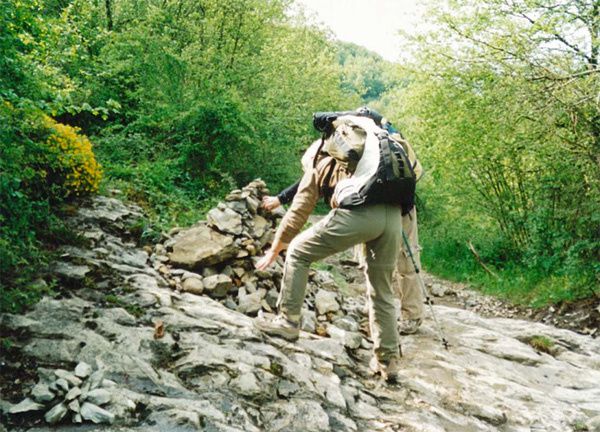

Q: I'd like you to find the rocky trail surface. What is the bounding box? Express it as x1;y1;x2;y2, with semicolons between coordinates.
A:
1;182;599;432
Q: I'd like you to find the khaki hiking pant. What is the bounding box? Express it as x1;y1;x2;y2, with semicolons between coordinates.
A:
353;208;424;321
278;204;402;361
396;208;424;321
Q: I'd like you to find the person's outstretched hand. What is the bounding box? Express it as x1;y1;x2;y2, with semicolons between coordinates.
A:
255;242;286;270
255;248;278;270
262;196;281;211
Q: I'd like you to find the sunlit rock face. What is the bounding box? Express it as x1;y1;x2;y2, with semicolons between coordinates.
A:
2;183;599;431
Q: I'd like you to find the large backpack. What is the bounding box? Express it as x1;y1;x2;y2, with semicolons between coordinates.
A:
311;113;418;214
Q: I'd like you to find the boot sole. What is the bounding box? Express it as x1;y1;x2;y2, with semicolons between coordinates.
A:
254;322;299;341
370;358;401;384
372;367;399;384
399;328;420;335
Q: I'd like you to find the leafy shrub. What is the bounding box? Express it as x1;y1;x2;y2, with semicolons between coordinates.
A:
44;116;102;196
0;102;101;312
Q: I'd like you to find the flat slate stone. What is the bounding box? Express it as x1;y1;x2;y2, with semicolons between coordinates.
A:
8;398;45;414
169;226;237;268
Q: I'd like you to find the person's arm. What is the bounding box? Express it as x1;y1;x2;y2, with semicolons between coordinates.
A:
273;169;320;245
256;161;324;270
261;179;301;211
277;179;301;205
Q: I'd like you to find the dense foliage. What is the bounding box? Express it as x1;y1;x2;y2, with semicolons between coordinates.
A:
337;42;400;102
50;0;363;225
0;1;106;311
379;0;599;304
0;0;364;311
1;0;597;311
0;103;103;312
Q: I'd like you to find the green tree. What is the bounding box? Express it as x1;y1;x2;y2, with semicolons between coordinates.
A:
380;0;599;303
337;42;397;102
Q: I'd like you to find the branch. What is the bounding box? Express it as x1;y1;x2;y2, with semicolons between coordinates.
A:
516;11;593;64
445;20;549;72
467;240;500;279
446;21;521;60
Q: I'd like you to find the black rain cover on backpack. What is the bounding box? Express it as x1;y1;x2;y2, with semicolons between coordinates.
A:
307;115;418;214
337;130;416;214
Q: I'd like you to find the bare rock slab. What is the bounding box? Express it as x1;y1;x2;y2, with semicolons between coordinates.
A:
262;399;330;432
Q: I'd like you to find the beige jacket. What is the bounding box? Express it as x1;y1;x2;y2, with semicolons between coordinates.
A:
273;155;349;246
273;127;421;247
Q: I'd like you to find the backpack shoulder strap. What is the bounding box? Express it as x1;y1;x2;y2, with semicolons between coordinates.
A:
377;132;396;181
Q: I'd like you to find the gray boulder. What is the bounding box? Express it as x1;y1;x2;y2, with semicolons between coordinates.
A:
74;362;93;379
326;324;363;350
203;274;233;298
54;369;82;387
86;388;112;406
250;215;269;238
315;289;340;315
68;399;80;413
207;206;243;235
31;383;55;403
80;402;115;424
169;225;237;268
430;283;447;297
333;316;360;332
237;291;263;315
44;402;68;424
182;277;204;295
8;398;45;414
301;309;317;333
65;387;81;401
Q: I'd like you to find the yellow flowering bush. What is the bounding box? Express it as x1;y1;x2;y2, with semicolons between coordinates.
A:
44;116;102;196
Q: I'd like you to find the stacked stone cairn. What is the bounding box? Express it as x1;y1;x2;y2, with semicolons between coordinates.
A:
153;179;369;350
8;362;118;425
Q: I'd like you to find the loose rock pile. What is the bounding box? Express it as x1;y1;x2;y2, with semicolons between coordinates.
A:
152;179;370;348
8;362;119;425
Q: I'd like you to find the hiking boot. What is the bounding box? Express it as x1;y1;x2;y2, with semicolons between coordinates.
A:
399;318;422;335
254;314;300;341
370;354;402;384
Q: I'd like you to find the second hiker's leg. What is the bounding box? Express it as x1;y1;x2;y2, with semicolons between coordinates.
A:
397;207;424;321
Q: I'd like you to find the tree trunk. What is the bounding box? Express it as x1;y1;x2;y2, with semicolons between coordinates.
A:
590;1;599;67
105;0;113;31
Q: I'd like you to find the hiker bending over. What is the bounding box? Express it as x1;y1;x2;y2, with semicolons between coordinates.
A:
261;114;424;336
255;112;410;383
